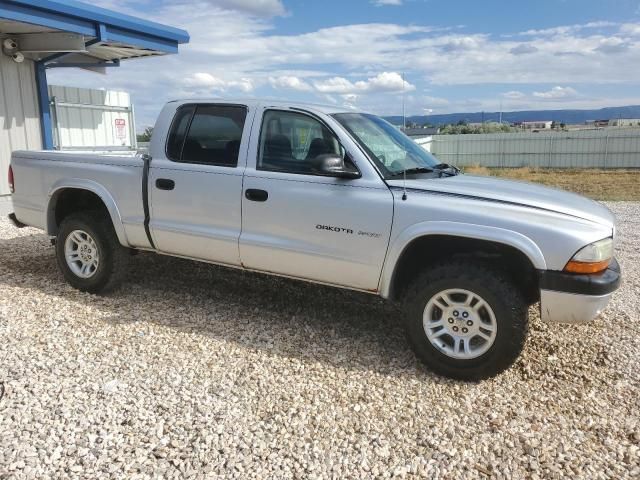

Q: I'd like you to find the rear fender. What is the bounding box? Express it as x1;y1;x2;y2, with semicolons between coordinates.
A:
47;179;128;246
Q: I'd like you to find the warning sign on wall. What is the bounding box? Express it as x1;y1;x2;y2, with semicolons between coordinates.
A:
115;118;127;140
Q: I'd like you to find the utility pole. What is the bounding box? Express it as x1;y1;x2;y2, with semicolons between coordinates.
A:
402;72;406;131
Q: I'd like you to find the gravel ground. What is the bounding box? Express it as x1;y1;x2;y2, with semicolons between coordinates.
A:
0;202;638;479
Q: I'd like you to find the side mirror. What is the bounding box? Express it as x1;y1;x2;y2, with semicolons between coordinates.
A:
314;154;361;179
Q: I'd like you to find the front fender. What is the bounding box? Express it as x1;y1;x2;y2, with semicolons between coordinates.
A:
47;179;129;246
378;221;547;299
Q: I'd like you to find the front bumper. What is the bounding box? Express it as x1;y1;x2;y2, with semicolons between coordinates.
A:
538;258;621;323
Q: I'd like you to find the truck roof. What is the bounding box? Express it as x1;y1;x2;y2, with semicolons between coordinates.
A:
166;98;359;115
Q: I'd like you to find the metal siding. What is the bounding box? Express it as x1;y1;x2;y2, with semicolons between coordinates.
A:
430;129;640;168
0;53;42;195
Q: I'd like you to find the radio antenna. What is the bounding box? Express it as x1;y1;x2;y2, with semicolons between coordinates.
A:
402;72;407;201
402;72;406;131
402;168;407;201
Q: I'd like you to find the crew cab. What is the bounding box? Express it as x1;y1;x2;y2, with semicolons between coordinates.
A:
8;99;621;379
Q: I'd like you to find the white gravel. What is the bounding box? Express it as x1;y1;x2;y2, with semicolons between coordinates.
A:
0;202;638;479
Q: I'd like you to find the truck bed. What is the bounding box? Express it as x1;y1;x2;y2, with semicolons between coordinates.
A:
11;150;151;249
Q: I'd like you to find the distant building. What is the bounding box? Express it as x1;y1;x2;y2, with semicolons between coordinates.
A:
610;118;640;127
514;121;553;130
402;127;440;137
585;119;610;127
468;121;505;129
566;124;600;131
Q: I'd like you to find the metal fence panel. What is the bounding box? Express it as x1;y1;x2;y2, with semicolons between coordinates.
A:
49;85;137;151
430;129;640;168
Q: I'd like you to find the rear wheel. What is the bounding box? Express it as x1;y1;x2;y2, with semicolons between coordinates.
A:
56;212;128;293
403;260;528;380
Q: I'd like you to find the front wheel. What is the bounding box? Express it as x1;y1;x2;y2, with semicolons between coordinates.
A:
403;261;528;380
55;212;128;293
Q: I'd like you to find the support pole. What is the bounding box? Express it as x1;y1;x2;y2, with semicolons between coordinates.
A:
34;61;54;150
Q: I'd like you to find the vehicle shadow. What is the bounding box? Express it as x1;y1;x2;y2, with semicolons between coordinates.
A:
0;231;446;382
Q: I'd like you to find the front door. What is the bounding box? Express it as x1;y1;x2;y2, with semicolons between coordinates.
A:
239;108;393;291
149;103;253;266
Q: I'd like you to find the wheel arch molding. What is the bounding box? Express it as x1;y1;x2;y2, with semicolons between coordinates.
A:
379;221;547;300
47;180;128;246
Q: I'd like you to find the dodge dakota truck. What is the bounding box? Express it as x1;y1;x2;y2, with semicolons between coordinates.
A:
8;99;621;379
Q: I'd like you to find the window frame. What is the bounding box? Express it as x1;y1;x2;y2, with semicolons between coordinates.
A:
164;103;248;168
256;108;359;178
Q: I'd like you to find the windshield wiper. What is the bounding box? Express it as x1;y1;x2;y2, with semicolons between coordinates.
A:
433;163;460;176
388;167;434;178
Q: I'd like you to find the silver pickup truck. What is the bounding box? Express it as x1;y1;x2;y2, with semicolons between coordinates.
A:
8;99;621;379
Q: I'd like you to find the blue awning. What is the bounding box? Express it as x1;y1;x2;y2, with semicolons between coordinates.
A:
0;0;190;63
0;0;189;150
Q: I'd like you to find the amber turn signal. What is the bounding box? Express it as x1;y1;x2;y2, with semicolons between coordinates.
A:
564;259;611;274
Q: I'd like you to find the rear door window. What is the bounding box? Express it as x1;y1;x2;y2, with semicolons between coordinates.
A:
166;105;247;167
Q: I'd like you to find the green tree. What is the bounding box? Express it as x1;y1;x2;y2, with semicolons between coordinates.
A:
437;122;517;135
137;127;153;143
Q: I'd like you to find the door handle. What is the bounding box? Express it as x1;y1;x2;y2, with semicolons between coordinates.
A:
156;178;175;190
245;189;268;202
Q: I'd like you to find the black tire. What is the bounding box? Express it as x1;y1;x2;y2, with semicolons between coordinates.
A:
403;260;528;381
55;211;129;293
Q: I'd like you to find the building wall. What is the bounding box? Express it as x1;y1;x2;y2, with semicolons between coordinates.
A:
610;119;640;127
519;121;553;130
0;53;42;195
413;136;433;152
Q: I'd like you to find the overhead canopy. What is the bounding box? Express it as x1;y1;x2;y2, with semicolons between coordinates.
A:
0;0;189;69
0;0;189;150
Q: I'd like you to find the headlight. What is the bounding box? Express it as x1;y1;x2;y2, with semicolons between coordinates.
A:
564;238;613;274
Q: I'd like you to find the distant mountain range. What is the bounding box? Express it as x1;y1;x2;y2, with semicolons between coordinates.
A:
385;105;640;126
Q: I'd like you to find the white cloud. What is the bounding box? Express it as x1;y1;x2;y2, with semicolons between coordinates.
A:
184;72;227;89
313;77;355;94
594;37;631;54
341;94;359;102
619;23;640;35
517;21;618;37
509;44;538;55
422;96;450;107
372;0;403;5
532;86;578;100
439;35;486;52
323;94;338;105
503;91;526;99
314;72;415;94
184;73;254;92
185;0;286;17
268;75;313;91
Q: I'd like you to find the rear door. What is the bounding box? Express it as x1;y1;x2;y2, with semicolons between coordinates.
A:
149;103;253;266
239;107;394;291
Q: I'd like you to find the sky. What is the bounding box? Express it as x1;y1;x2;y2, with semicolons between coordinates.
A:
49;0;640;129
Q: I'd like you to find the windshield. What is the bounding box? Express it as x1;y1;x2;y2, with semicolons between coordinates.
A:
333;113;440;177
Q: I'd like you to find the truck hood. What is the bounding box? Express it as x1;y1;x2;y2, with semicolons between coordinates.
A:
387;174;615;228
